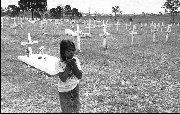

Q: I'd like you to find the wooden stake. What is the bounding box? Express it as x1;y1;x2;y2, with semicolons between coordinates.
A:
76;24;81;52
1;17;3;28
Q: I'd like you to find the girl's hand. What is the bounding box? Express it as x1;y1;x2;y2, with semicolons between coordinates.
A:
65;58;76;68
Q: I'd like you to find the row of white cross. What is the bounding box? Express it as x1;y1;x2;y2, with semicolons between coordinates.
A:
2;17;180;55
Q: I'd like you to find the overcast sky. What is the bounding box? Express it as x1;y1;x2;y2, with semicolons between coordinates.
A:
1;0;166;14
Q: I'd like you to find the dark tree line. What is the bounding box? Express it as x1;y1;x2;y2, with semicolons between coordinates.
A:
49;5;82;19
1;0;82;20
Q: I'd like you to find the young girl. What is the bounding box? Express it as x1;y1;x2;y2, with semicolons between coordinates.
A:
46;39;82;113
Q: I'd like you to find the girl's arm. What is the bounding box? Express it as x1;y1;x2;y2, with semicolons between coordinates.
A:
42;64;71;82
67;60;82;79
58;64;71;82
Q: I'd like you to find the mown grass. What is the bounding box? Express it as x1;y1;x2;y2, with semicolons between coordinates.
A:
1;16;180;113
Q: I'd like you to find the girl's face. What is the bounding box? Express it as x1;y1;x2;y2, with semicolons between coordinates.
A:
65;47;75;59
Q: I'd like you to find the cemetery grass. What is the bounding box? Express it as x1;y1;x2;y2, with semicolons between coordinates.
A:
1;18;180;113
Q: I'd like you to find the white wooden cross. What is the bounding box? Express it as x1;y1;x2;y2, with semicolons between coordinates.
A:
99;23;111;50
157;23;160;31
165;24;172;42
115;20;121;31
161;22;165;32
21;33;38;45
85;19;94;35
150;21;154;27
103;24;110;36
125;23;130;30
55;19;60;28
76;24;81;52
129;26;138;45
11;18;18;34
151;23;158;42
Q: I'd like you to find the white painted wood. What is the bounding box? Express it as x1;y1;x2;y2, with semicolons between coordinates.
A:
76;24;81;52
103;36;107;50
165;24;172;42
65;29;78;36
115;20;120;31
1;17;3;28
18;54;64;75
21;33;38;45
129;30;137;45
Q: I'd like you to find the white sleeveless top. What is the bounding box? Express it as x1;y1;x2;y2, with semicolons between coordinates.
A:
58;57;82;92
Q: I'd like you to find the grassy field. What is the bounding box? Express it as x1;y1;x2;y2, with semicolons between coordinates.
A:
1;15;180;113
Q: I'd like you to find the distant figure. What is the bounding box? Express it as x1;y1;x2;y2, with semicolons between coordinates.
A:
45;40;83;113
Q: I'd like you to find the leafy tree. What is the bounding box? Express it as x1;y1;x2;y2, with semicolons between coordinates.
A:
162;0;180;23
72;8;78;18
77;12;82;19
71;8;82;19
1;7;6;16
64;5;71;17
112;6;122;21
18;0;47;20
49;8;56;18
18;0;28;18
49;6;63;19
56;6;64;18
7;5;20;17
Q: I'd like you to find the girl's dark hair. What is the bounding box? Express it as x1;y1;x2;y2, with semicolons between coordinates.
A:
60;40;76;61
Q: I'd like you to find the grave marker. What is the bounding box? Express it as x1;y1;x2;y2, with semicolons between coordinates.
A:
165;24;172;42
10;18;18;34
26;47;33;57
21;33;38;45
157;23;160;31
55;19;60;28
151;23;158;42
129;29;138;45
20;17;23;28
161;22;165;32
18;54;65;75
1;17;3;28
99;23;111;51
28;19;37;24
115;20;121;31
76;24;81;52
150;21;154;27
